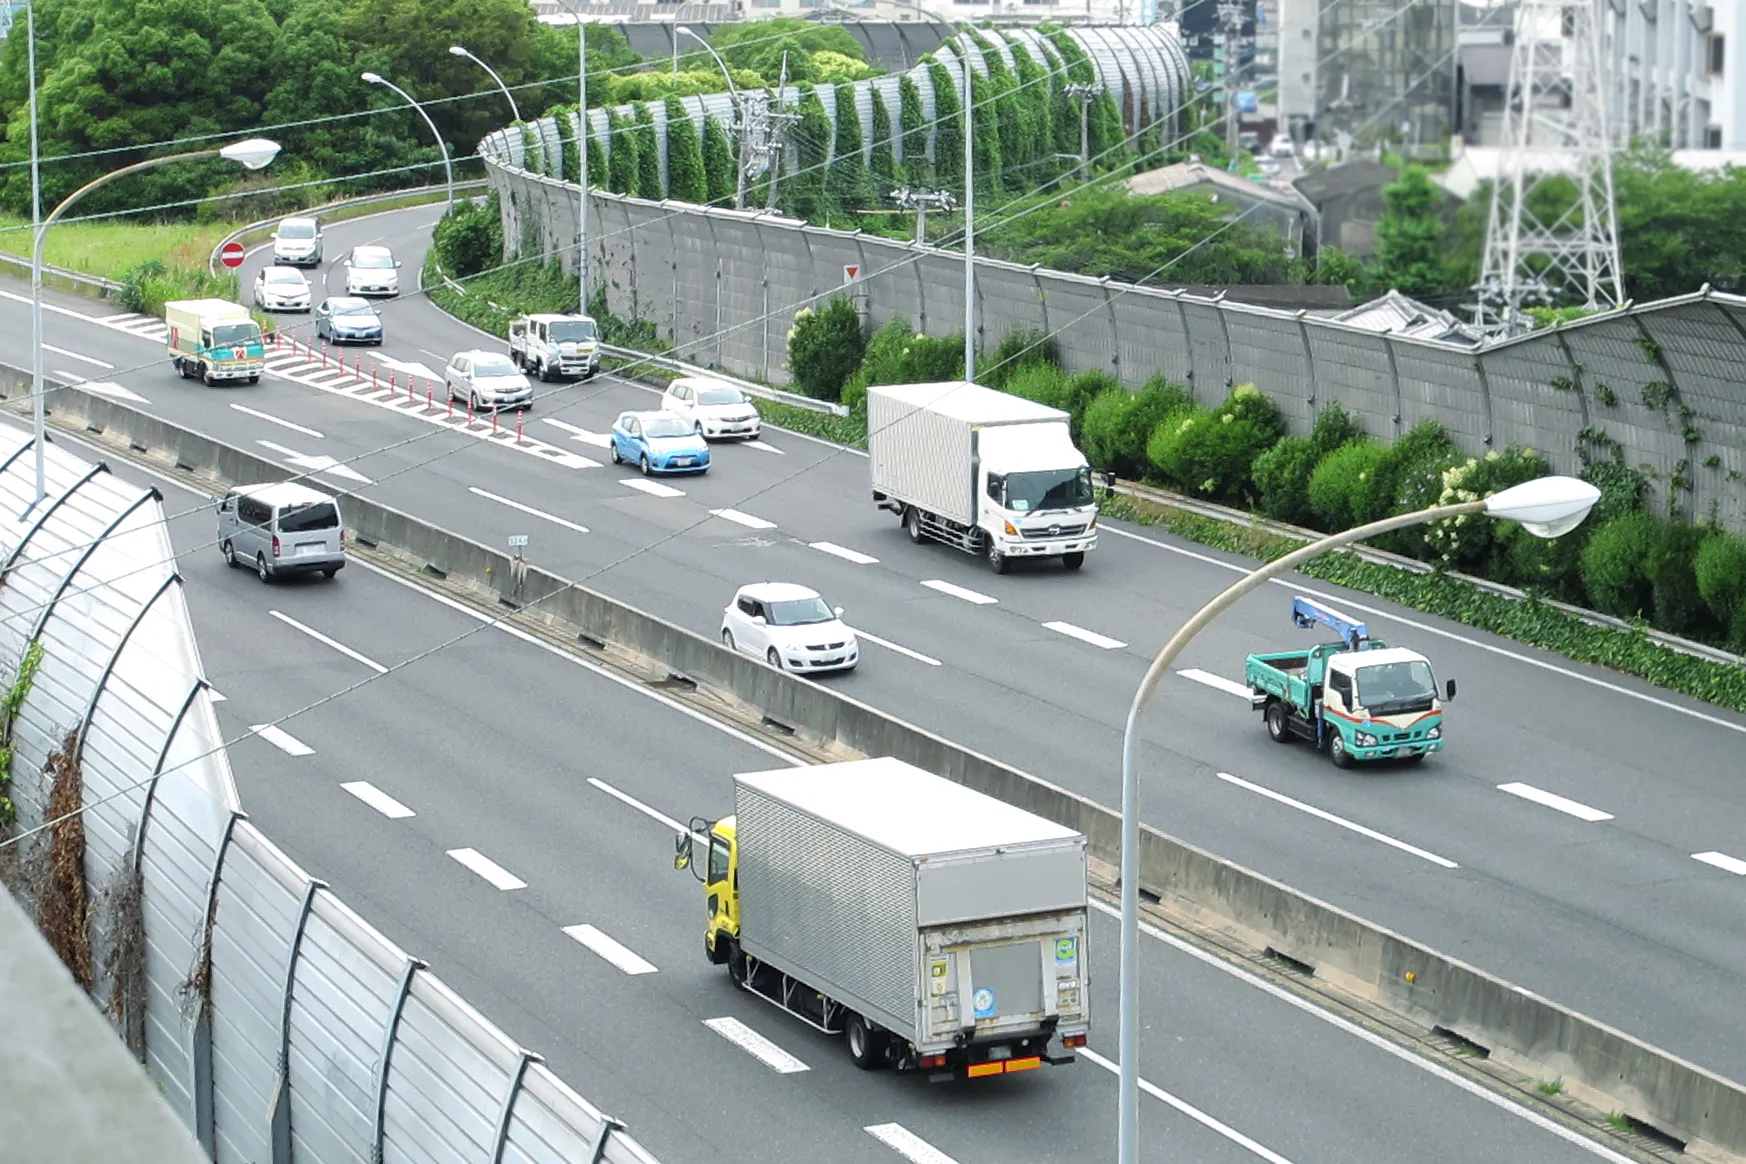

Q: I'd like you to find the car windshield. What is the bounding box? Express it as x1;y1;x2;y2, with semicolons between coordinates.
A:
643;416;692;438
1004;467;1095;513
279;221;316;239
209;323;258;347
766;596;833;626
1353;660;1439;715
265;269;303;285
549;320;598;342
698;386;745;405
473;355;519;377
331;298;374;317
354;251;394;269
277;501;339;533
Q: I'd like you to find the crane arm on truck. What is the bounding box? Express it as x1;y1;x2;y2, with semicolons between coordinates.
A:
1290;595;1370;651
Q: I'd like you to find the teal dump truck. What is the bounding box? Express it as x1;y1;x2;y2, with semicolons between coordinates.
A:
1244;596;1456;768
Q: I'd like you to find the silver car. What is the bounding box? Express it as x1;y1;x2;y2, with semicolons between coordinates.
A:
253;265;311;312
445;350;534;412
270;216;323;267
217;481;346;583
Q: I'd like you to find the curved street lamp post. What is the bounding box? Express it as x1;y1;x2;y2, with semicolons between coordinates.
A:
362;72;455;213
676;27;747;210
25;137;281;513
1112;474;1604;1164
449;45;523;123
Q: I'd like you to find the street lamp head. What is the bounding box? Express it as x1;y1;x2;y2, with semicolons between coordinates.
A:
361;71;384;85
449;45;470;58
1483;475;1602;539
218;138;282;171
677;24;693;36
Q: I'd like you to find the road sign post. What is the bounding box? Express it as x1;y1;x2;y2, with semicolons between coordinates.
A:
219;241;246;270
842;264;860;285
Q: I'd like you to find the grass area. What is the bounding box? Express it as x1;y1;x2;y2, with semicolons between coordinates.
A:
0;214;233;280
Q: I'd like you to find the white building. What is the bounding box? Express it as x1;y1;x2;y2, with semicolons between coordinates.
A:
1599;0;1741;148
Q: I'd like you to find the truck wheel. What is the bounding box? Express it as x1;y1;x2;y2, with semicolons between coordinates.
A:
986;539;1010;575
727;943;747;984
904;507;925;544
845;1013;889;1071
1063;551;1085;570
1328;731;1353;769
1265;699;1292;744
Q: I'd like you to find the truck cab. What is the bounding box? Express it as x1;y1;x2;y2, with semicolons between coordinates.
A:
689;815;740;965
165;298;266;385
1245;597;1455;767
508;312;601;381
977;427;1099;573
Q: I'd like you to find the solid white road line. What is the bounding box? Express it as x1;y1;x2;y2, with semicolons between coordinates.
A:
702;1016;809;1074
43;344;112;368
1043;620;1127;650
1179;668;1254;699
622;478;685;498
744;439;785;455
710;507;777;530
231;403;324;439
588;777;706;840
467;486;589;534
1216;771;1459;869
1496;782;1614;823
446;847;527;891
340;780;415;819
848;627;941;666
249;724;314;757
1085;901;1637;1164
864;1124;959;1164
921;579;998;605
540;417;612;448
268;610;390;674
1102;522;1746;738
1694;851;1746;876
809;541;879;565
563;924;658;975
1078;1048;1295;1164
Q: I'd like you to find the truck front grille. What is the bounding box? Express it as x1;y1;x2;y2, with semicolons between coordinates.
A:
1021;523;1088;540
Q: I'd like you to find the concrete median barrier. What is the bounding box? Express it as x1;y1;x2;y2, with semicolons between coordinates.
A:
13;373;1746;1162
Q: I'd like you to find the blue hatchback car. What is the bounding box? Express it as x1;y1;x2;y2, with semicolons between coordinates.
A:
610;410;712;475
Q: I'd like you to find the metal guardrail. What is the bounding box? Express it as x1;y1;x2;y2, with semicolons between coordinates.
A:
0;249;123;295
207;179;490;276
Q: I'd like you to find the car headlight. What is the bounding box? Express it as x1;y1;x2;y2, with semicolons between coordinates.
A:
1355;732;1377;747
1426;726;1441;740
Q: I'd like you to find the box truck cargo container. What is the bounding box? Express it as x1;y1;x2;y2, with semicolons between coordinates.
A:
675;756;1091;1079
867;380;1098;573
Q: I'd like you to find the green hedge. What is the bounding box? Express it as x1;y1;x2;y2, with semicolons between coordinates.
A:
664;98;708;204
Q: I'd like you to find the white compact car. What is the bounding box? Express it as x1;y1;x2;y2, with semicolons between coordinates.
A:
253;265;311;312
270;216;323;266
344;245;401;296
720;582;858;674
660;376;762;440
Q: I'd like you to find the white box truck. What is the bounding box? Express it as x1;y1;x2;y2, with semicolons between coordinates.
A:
867;380;1098;573
164;299;265;385
507;312;601;381
675;756;1091;1081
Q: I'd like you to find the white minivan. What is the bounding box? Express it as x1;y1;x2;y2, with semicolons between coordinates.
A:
217;482;346;583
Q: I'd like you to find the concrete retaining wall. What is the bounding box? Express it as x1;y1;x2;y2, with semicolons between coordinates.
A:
23;377;1746;1161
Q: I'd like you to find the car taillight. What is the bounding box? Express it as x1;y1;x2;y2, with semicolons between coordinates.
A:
339;528;346;549
271;535;281;559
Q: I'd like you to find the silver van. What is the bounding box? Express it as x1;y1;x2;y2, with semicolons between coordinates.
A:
217;482;346;583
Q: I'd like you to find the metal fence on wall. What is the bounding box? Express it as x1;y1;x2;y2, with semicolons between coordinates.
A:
0;428;659;1164
481;146;1746;533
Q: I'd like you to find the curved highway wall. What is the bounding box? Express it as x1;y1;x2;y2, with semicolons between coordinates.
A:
0;423;660;1164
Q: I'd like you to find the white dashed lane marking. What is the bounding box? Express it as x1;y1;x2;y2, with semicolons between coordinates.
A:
563;924;658;975
341;781;415;819
467;486;589;534
231;403;324;439
848;628;941;666
1497;782;1614;823
622;478;685;498
1042;620;1127;650
250;724;313;757
1694;851;1746;876
921;579;998;605
809;541;879;565
703;1017;809;1074
710;508;777;530
1178;669;1254;699
446;847;527;891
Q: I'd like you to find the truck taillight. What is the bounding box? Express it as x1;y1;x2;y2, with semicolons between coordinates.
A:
1063;1034;1087;1048
271;535;281;559
921;1053;948;1069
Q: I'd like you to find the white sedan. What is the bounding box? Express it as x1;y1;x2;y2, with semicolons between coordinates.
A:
720;582;858;673
253;265;311;311
660;376;762;440
344;245;401;297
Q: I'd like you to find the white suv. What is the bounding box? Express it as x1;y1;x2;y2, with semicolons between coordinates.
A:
661;376;762;440
270;217;323;267
720;582;858;673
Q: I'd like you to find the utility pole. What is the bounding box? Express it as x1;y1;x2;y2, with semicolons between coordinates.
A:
1217;1;1244;163
577;19;590;311
761;52;801;212
1064;82;1098;179
962;48;975;383
890;186;956;243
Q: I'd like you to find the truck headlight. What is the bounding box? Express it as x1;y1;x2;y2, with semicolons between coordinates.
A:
1426;726;1441;739
1356;732;1377;747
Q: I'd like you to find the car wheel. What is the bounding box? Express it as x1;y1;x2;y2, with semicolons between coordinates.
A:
1329;731;1353;769
610;441;622;464
767;647;783;671
321;568;337;580
255;553;272;584
695;421;704;436
721;628;736;652
470;391;482;413
639;454;651;476
222;540;236;568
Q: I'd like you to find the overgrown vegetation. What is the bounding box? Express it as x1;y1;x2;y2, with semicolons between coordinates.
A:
0;640;45;834
40;729;93;991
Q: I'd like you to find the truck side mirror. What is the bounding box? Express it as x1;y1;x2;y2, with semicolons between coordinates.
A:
673;832;692;871
1444;679;1457;701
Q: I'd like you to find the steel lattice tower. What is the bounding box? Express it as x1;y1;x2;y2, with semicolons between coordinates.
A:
1474;0;1624;334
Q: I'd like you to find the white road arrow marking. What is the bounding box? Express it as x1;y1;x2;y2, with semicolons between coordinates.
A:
257;439;372;484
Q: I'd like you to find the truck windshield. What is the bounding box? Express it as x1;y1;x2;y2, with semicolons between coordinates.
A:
1004;467;1094;513
209;323;259;348
708;837;730;883
549;320;598;342
1354;660;1438;715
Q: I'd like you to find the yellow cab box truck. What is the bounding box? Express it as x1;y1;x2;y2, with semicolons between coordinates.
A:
165;299;265;385
675;756;1091;1080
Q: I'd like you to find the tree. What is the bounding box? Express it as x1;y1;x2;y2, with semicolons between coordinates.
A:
970;70;1005;194
787;296;865;400
584;116;607;191
631;102;662;199
927;61;963;187
707;18;867;86
1373;165;1448;297
829;83;876;212
899;75;928;181
781;85;834;223
701;116;736;206
869;88;902;188
664;97;707;204
606;109;639;194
